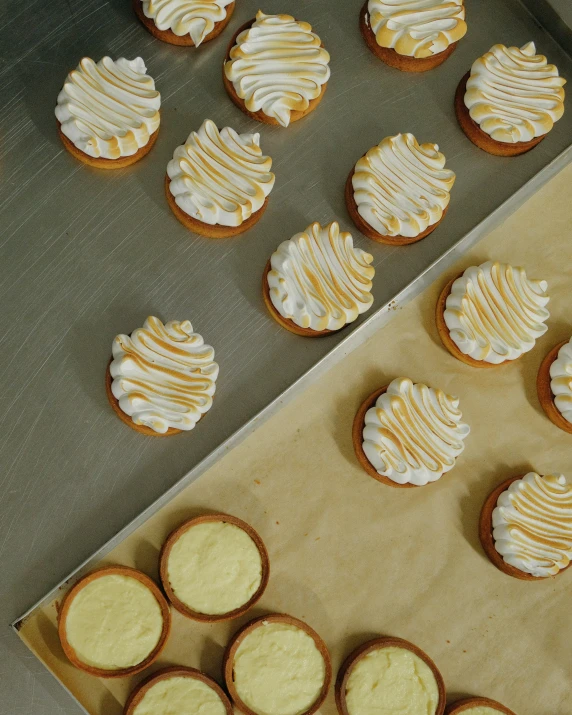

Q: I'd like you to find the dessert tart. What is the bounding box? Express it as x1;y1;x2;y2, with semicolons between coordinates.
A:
224;614;331;715
58;566;170;678
537;336;572;433
160;513;270;622
223;12;330;127
436;261;549;367
336;637;446;715
353;378;469;488
106;316;218;436
263;221;375;337
455;42;566;156
133;0;235;46
55;57;160;169
480;473;572;580
346;133;455;245
124;666;233;715
360;1;467;72
445;697;517;715
165;119;274;238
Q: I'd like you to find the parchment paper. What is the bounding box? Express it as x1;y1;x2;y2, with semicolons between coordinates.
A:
19;164;572;715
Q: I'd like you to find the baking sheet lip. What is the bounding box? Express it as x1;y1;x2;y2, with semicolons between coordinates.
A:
11;139;572;640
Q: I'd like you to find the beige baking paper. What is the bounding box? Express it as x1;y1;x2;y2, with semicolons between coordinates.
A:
18;164;572;715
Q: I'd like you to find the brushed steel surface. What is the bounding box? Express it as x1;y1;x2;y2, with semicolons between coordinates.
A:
2;0;572;713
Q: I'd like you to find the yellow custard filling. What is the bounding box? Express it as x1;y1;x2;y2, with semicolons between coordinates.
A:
463;709;503;715
233;622;326;715
64;574;163;669
167;521;262;615
133;676;227;715
345;646;439;715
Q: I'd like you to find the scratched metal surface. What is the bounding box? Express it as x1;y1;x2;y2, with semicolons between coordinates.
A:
2;0;572;712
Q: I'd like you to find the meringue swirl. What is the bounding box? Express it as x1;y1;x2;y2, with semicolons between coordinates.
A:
352;133;455;238
110;316;218;433
550;337;572;424
55;57;160;159
224;11;330;127
267;222;374;332
464;42;566;143
167;119;274;227
141;0;233;46
367;0;467;58
362;377;469;486
444;261;549;364
492;473;572;577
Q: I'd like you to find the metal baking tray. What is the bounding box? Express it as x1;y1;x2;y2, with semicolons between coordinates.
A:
7;0;572;711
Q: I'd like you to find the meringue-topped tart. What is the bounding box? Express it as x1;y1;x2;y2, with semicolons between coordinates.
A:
224;12;330;127
480;473;572;580
336;637;445;715
55;56;161;169
455;42;566;156
353;377;469;487
134;0;235;47
263;221;375;337
124;666;233;715
58;566;170;677
346;133;455;245
160;513;269;621
360;0;467;72
166;119;275;238
437;261;549;367
107;316;218;436
224;614;331;715
537;336;572;434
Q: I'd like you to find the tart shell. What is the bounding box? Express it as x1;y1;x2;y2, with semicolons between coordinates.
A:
536;340;572;434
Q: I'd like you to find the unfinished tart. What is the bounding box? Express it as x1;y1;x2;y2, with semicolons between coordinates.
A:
166;119;274;238
55;56;160;169
134;0;235;46
263;221;375;336
480;473;572;580
160;513;269;621
224;12;330;127
445;697;517;715
455;42;566;156
107;316;218;436
58;566;170;678
224;614;331;715
437;261;549;367
124;666;233;715
353;377;469;488
346;133;455;245
336;637;446;715
360;1;467;72
537;336;572;434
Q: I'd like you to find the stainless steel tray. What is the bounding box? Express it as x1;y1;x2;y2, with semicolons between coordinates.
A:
6;0;572;712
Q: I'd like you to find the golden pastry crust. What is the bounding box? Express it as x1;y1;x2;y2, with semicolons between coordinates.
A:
455;72;545;156
222;19;328;127
58;122;159;169
224;613;332;715
159;513;270;622
435;273;515;368
58;565;171;678
477;475;572;581
165;174;269;238
352;386;419;488
105;359;182;437
336;637;446;715
345;169;448;245
132;0;235;46
537;340;572;434
124;666;234;715
359;2;458;72
262;260;337;337
445;696;517;715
